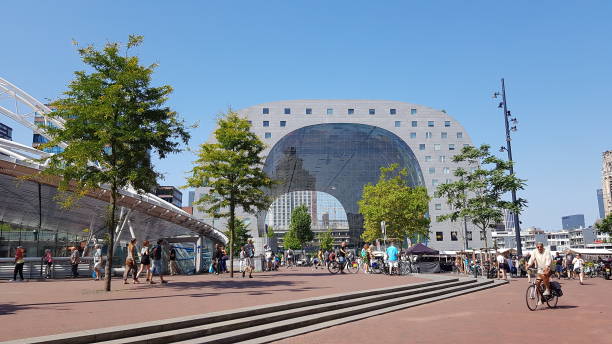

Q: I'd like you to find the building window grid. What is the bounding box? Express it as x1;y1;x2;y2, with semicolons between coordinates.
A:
394;121;401;127
348;108;354;115
410;132;417;139
263;121;269;127
411;121;418;127
284;108;291;115
369;109;375;115
419;144;425;151
305;108;312;115
441;132;448;139
280;121;286;127
327;108;334;115
411;108;417;115
390;108;397;115
263;108;269;114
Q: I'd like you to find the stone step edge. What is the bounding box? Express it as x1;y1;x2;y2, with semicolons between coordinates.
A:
1;277;459;344
172;280;497;344
97;280;478;344
241;279;506;344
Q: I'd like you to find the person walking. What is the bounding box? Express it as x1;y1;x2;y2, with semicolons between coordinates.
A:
70;246;80;278
220;246;228;273
150;239;167;284
316;248;324;270
386;241;399;275
243;239;255;278
123;239;140;284
361;244;370;273
212;244;223;275
169;246;179;276
239;246;246;273
42;248;53;279
12;246;25;282
564;252;575;279
286;248;294;268
93;244;103;281
137;240;152;282
572;253;585;285
496;253;508;280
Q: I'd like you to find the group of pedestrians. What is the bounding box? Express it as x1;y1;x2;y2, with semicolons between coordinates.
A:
123;239;168;284
212;239;255;278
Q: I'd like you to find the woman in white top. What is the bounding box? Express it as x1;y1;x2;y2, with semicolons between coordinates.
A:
496;254;507;280
93;244;103;281
572;253;585;285
136;240;153;282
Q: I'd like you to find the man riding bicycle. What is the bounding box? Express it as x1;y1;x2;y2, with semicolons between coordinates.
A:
525;242;553;301
337;241;348;273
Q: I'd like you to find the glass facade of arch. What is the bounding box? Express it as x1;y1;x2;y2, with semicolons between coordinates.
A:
261;123;424;240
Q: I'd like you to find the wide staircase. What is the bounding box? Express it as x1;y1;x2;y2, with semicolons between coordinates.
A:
6;276;505;344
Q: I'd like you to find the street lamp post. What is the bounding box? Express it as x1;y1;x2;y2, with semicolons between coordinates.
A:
494;78;523;257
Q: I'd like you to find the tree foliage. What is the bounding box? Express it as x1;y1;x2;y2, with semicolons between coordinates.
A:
288;204;313;248
225;218;251;256
359;164;431;244
186;110;273;277
435;144;527;250
266;225;275;238
317;229;334;251
282;230;302;250
595;214;612;235
39;35;189;291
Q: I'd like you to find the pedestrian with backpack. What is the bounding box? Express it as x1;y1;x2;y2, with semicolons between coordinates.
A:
136;240;152;282
150;239;168;284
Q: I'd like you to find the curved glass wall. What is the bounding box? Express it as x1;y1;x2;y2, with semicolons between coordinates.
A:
261;123;424;240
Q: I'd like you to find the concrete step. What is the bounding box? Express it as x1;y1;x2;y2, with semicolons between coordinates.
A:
97;279;477;344
237;279;504;344
3;278;458;344
171;279;500;344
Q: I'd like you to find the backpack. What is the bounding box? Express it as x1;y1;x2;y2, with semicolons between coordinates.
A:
151;246;162;260
550;281;563;297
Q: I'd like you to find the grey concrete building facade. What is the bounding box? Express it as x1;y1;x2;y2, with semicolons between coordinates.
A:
561;214;585;230
195;100;490;251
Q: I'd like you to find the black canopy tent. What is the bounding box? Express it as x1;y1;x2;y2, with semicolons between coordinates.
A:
406;243;439;255
406;243;441;273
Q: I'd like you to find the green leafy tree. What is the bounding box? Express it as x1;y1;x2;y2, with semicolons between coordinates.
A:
282;229;302;250
359;164;431;245
317;229;334;251
39;35;189;291
435;144;527;254
225;218;251;256
595;214;612;235
287;204;314;250
186;111;273;277
266;225;275;238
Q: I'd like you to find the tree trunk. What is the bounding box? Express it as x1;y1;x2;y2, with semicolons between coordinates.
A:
229;201;235;278
105;187;117;292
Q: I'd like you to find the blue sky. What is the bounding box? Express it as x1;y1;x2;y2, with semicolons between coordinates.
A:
1;1;611;230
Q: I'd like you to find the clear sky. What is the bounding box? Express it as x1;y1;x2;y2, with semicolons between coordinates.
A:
1;1;611;230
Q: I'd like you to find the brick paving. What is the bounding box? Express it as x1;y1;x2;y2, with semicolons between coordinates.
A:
276;275;612;344
0;268;425;341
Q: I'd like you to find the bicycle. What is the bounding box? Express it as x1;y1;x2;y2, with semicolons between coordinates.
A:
328;256;359;274
525;269;559;311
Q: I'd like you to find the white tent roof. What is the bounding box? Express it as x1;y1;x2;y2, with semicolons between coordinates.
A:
567;248;612;255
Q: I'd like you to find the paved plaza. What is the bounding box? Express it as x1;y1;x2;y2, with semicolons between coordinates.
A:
276;275;612;344
0;268;426;341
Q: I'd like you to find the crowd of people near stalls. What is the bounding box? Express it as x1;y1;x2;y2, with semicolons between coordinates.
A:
9;239;181;283
452;249;607;285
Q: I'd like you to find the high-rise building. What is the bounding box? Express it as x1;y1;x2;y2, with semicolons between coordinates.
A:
32;113;63;154
597;189;605;219
602;151;612;218
561;214;585;230
155;186;183;208
188;190;195;206
266;190;317;230
0;122;12;140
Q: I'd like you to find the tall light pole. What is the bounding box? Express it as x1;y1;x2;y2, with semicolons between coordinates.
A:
493;78;523;256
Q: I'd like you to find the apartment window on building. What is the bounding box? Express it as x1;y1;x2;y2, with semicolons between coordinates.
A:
428;121;434;127
428;167;435;174
441;132;448;139
467;231;473;241
369;108;376;115
439;155;446;162
457;132;463;139
411;108;417;115
265;132;272;139
327;108;334;115
410;132;417;139
445;178;452;184
449;144;455;151
432;179;439;186
263;121;270;127
425;132;432;139
280;121;286;127
263;107;269;114
419;144;426;151
443;167;450;174
434;144;441;151
445;120;451;127
451;231;458;241
284;108;291;115
390;108;397;115
348;108;354;115
305;108;312;115
425;156;432;162
435;203;442;210
411;121;418;127
395;121;401;127
436;232;444;241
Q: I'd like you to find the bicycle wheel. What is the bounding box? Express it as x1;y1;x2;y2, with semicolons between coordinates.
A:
546;294;558;308
525;285;539;311
328;261;340;274
349;260;359;274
